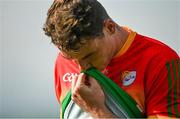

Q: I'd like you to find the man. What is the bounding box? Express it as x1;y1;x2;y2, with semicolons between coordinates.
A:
43;0;180;118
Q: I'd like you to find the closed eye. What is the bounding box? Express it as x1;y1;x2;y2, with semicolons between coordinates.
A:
82;52;95;60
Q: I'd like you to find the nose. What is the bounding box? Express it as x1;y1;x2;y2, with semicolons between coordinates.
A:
73;59;92;70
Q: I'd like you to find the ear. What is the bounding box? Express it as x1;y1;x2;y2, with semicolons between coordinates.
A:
103;19;116;35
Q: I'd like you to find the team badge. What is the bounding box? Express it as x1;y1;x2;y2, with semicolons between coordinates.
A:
121;71;136;86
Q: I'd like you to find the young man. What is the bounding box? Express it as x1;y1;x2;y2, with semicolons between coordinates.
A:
43;0;180;118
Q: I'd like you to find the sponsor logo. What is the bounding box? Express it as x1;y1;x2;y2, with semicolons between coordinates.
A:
122;71;136;86
62;73;79;82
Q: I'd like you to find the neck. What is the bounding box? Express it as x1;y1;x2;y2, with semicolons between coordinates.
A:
112;26;129;58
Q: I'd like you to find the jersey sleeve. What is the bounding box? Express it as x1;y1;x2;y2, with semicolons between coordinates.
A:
54;53;80;103
54;53;62;103
145;49;180;118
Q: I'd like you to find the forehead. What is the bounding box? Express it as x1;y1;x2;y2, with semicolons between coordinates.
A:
61;37;98;59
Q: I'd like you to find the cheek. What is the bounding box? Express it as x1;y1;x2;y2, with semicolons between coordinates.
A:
99;50;112;66
99;49;109;61
91;52;108;69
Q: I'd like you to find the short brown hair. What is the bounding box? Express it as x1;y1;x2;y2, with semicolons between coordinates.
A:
43;0;110;51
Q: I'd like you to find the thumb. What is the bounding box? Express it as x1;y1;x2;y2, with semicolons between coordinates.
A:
75;73;88;88
88;76;101;89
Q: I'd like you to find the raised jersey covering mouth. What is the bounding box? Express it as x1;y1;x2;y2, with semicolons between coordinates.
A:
61;67;144;119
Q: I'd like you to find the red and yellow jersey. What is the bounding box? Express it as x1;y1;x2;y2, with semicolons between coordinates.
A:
54;27;180;117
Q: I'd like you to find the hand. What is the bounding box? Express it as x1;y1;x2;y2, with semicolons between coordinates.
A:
71;73;116;118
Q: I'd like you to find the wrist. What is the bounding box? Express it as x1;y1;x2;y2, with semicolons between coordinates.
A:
91;105;116;118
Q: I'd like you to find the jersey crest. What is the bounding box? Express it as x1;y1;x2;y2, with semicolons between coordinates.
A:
121;71;136;86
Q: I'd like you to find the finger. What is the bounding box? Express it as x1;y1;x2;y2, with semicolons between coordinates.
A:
72;96;87;111
75;73;87;88
71;93;81;105
71;73;85;97
73;73;90;95
88;76;101;89
71;73;78;91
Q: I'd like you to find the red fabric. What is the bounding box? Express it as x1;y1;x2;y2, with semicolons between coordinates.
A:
54;33;180;117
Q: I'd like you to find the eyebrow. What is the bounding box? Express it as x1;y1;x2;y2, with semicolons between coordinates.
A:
81;51;95;60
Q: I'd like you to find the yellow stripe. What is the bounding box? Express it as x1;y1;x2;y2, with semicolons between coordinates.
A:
114;27;136;58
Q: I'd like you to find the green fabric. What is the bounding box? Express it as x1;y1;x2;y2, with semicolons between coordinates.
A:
82;67;143;117
61;67;144;118
166;62;173;117
62;90;71;119
172;60;179;116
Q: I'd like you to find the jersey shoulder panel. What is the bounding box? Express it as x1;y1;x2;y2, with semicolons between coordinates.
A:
54;53;79;103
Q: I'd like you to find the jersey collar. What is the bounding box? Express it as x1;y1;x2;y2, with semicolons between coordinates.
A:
113;26;136;58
